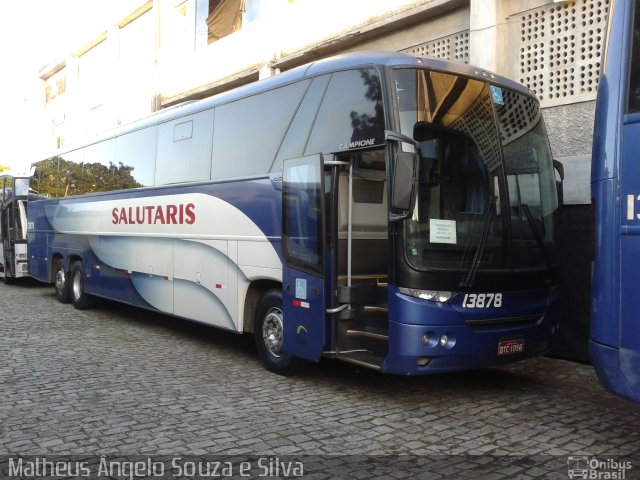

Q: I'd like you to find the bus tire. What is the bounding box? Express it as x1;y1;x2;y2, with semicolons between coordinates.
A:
70;261;93;310
254;289;303;376
3;273;15;285
54;261;71;303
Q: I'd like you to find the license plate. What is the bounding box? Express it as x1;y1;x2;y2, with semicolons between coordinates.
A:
498;338;525;356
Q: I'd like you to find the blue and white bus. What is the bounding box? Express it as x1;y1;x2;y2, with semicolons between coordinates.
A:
28;52;561;375
591;0;640;402
1;171;31;284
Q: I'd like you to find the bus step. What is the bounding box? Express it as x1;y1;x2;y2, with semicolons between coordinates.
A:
338;317;388;358
346;327;388;341
337;351;384;371
363;305;388;314
337;284;387;305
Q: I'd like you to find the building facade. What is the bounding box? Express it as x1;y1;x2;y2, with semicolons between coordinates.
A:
37;0;603;359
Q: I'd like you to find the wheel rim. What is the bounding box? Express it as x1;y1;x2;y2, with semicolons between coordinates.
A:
55;268;66;293
262;307;284;358
72;270;82;301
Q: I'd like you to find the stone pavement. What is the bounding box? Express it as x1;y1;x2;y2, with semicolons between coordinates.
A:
1;280;639;479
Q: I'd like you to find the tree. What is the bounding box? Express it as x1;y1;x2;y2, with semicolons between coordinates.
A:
31;157;142;198
349;69;385;143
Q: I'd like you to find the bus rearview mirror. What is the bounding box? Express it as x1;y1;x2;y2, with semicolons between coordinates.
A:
390;151;417;220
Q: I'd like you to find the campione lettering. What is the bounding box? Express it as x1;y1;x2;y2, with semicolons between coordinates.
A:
338;138;376;150
112;203;196;225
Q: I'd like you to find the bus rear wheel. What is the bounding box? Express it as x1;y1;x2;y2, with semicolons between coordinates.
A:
254;289;303;375
54;261;70;303
70;261;94;310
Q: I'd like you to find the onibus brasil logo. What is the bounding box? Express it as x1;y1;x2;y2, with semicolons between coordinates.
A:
567;456;632;479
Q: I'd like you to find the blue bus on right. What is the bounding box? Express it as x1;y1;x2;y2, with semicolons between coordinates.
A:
591;0;640;403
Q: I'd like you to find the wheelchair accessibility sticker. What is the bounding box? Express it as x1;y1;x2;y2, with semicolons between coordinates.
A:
490;85;504;106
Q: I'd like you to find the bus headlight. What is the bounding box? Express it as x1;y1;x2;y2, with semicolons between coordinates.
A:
399;287;454;303
436;291;452;303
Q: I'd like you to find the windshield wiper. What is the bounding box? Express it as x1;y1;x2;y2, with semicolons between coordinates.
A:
521;203;553;274
461;196;497;288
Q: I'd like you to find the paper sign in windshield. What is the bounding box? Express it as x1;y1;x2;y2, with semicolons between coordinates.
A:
430;219;457;244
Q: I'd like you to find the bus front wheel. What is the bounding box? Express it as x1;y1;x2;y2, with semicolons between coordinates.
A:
54;261;70;303
254;289;303;375
70;261;94;310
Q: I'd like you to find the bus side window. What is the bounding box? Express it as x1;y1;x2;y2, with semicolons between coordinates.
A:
212;80;310;180
116;126;157;187
156;109;214;185
273;75;331;171
305;68;385;156
38;150;84;198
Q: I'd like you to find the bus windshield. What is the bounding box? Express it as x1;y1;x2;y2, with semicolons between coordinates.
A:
395;68;558;274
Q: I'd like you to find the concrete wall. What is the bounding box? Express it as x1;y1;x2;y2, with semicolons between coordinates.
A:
38;0;607;175
544;101;596;206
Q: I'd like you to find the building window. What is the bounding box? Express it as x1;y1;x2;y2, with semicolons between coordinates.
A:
206;0;245;43
44;70;67;104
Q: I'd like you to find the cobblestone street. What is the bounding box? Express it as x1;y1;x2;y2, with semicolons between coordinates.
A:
1;280;640;478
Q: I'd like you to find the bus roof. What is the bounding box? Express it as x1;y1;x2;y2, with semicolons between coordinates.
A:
37;51;534;163
0;170;31;179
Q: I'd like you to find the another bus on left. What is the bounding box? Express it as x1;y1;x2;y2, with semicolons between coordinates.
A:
0;171;31;284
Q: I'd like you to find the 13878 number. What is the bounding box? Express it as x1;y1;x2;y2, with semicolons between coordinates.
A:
462;293;502;308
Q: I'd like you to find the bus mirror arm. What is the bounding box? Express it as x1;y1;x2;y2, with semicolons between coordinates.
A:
553;159;564;207
385;130;419;150
389;211;411;222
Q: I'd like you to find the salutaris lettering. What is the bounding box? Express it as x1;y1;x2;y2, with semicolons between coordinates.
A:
112;203;196;225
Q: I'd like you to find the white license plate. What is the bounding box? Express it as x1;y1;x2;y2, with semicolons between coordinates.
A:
498;338;525;356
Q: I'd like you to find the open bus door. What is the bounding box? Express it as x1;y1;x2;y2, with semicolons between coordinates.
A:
281;154;329;362
280;150;392;370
